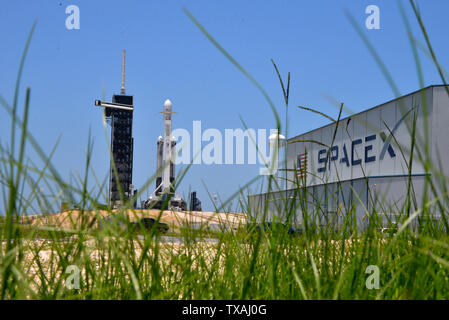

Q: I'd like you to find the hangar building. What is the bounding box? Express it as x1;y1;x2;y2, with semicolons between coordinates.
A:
248;85;449;229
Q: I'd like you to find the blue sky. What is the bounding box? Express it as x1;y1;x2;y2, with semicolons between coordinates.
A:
2;0;449;212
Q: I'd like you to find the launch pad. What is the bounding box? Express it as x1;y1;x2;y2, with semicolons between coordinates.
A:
94;50;199;211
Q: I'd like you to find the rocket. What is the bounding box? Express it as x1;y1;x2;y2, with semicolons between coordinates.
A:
146;99;187;211
157;99;176;194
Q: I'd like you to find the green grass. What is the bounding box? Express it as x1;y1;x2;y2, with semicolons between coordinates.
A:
1;0;449;299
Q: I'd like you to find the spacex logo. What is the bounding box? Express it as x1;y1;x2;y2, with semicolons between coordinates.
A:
316;131;396;173
315;107;414;173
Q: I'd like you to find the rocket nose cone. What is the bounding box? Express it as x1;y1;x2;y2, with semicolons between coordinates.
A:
164;99;172;109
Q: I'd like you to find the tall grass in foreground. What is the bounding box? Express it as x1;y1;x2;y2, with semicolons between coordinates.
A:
0;0;449;299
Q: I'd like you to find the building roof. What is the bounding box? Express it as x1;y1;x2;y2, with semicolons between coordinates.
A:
288;84;448;142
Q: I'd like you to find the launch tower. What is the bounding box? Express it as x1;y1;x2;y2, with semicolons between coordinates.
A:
94;50;134;208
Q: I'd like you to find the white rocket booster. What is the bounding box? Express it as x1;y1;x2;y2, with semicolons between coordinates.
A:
162;99;175;193
155;136;163;194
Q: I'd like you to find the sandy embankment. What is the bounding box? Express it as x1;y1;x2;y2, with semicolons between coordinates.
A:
18;209;247;232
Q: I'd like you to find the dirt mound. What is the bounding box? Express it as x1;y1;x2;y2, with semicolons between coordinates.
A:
20;209;247;231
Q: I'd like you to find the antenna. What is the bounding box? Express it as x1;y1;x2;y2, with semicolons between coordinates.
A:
121;49;126;94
